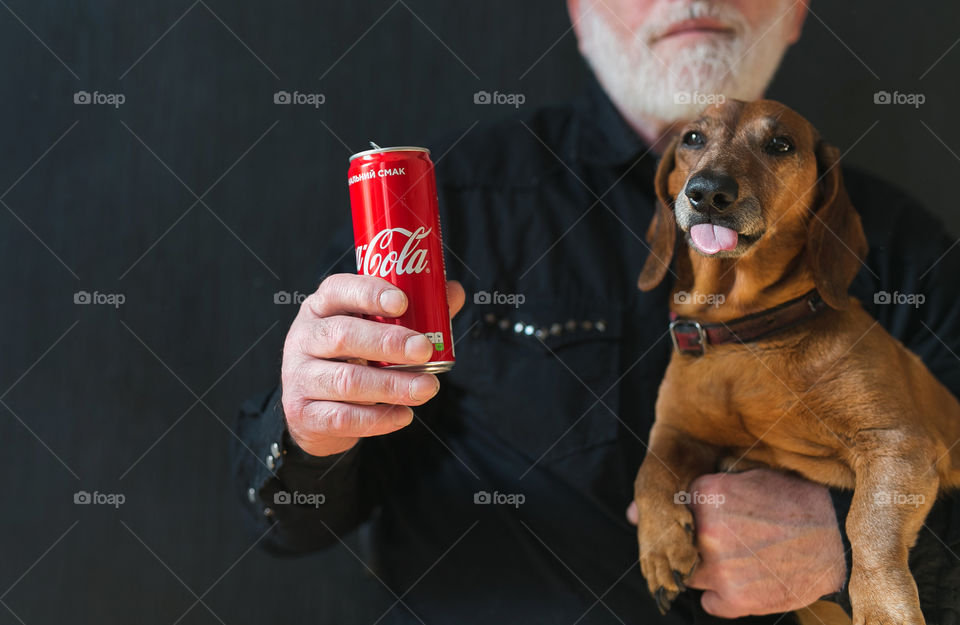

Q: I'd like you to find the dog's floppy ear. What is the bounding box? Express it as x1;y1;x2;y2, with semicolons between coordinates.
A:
637;137;680;291
806;140;868;309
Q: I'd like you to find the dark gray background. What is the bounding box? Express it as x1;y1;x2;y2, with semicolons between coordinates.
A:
1;1;957;623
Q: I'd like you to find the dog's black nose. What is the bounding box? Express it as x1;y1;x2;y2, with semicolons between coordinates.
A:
685;171;739;212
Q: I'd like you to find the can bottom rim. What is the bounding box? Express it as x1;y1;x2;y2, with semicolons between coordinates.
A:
383;361;455;374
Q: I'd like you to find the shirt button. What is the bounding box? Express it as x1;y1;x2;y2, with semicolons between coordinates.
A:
263;507;274;518
247;487;256;503
266;455;276;471
270;442;281;458
595;320;607;332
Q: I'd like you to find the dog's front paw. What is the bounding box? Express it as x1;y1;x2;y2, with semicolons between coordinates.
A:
636;498;699;614
853;604;925;625
850;569;926;625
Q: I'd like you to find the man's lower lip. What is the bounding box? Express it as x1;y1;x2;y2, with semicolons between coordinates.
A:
656;28;732;42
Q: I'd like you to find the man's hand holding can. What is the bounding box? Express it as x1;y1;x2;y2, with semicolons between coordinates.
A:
281;275;465;458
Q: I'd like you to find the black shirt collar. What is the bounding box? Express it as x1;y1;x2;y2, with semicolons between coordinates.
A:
573;73;656;167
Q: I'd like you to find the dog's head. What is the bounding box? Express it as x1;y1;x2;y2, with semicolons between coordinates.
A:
637;99;868;310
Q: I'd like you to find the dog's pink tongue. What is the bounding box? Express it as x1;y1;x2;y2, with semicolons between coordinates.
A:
690;224;738;255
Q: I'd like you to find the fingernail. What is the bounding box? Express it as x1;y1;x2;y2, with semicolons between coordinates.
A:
409;375;439;401
380;289;406;316
394;408;413;427
404;334;433;362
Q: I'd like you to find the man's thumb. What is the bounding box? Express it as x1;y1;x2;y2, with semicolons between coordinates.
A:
447;280;465;318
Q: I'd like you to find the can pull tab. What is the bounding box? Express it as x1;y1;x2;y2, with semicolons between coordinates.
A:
369;141;382;150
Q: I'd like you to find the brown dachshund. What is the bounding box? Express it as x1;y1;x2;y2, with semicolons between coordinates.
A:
634;99;960;625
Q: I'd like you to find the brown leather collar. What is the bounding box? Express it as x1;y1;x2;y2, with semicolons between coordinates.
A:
668;290;826;356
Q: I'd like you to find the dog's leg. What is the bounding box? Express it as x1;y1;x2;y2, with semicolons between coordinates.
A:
635;422;720;614
847;429;939;625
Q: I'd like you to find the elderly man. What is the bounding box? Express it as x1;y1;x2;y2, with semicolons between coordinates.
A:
234;1;960;622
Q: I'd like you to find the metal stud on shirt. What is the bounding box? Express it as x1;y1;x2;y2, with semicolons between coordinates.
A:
485;317;608;338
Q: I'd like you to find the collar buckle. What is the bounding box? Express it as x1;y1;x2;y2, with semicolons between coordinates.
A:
669;319;707;356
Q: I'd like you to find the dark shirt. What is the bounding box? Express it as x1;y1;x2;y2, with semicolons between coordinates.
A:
233;77;960;624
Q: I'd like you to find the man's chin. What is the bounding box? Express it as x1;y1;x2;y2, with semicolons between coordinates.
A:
621;77;732;126
650;99;716;125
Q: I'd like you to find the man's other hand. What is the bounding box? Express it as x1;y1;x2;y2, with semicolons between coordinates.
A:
627;468;846;617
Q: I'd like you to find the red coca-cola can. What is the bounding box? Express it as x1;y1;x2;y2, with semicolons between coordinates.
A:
348;144;455;373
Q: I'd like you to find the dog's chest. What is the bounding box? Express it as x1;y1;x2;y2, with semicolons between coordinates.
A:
657;352;855;486
656;353;779;442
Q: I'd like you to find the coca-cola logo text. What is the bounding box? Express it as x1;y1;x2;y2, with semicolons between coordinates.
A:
356;227;431;277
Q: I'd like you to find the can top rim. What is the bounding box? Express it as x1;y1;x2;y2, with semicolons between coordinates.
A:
349;146;430;161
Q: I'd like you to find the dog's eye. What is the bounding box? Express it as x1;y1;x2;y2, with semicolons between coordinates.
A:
765;136;794;155
681;131;706;148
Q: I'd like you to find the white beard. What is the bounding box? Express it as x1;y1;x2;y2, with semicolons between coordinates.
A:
577;0;794;127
